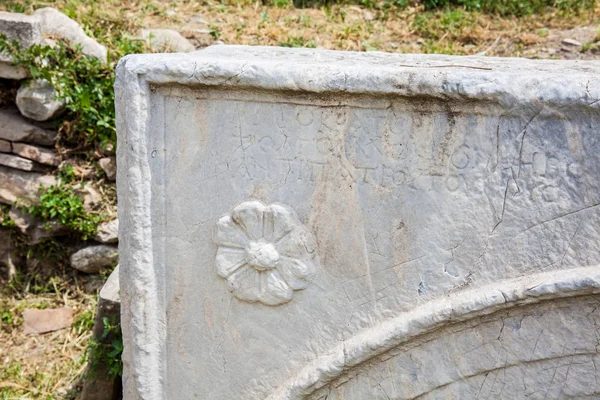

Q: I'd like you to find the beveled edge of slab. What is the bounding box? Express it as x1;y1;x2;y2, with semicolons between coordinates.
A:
114;45;600;400
118;45;600;108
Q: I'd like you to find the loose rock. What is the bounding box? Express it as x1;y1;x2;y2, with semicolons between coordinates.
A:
23;307;73;334
12;142;59;166
70;245;118;273
562;38;582;47
16;79;66;122
98;157;117;181
0;165;56;205
94;218;118;244
33;8;107;63
141;28;196;53
76;183;103;212
0;108;57;146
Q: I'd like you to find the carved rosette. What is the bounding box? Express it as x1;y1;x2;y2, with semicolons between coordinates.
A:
214;200;316;306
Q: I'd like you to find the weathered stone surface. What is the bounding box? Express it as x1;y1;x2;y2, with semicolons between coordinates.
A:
8;207;68;244
98;157;116;181
0;61;29;80
141;28;196;53
22;307;73;334
33;8;107;63
16;79;66;121
70;245;118;273
0;12;41;79
12;142;59;166
80;266;122;400
0;108;57;145
0;165;56;205
94;218;118;244
0;139;11;153
116;47;600;399
76;183;103;212
0;11;41;56
0;153;45;172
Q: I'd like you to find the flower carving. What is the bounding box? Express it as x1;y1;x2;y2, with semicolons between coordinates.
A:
214;201;316;306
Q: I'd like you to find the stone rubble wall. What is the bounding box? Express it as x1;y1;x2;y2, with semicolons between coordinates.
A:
0;8;118;277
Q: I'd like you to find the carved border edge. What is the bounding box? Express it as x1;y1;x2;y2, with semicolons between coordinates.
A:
116;55;165;400
120;46;600;109
266;265;600;400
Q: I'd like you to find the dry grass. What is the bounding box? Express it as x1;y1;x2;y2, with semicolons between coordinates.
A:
1;263;107;399
3;0;600;57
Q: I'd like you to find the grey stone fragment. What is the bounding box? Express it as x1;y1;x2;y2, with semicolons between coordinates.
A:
0;11;42;58
141;29;196;53
33;8;107;63
80;265;122;400
0;165;55;205
94;219;118;244
562;38;582;47
75;183;103;212
0;61;29;80
12;142;59;166
0;153;45;172
0;108;57;145
70;245;118;273
0;139;11;153
16;79;65;122
98;157;116;181
0;12;41;79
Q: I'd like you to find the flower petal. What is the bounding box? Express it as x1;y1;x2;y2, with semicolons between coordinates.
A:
263;204;297;243
259;270;293;306
215;215;248;248
228;266;260;302
215;247;247;278
277;257;314;290
231;201;266;240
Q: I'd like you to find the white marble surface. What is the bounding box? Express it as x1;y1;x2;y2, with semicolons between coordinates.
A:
116;46;600;399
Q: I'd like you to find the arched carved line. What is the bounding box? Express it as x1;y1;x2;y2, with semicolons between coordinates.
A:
410;352;598;399
266;265;600;400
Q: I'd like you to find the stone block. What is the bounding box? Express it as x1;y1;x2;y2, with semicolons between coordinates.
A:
0;165;56;205
0;11;41;55
116;47;600;399
0;153;45;172
0;61;29;80
0;11;41;79
0;108;57;146
80;265;122;400
12;142;59;166
0;139;11;153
